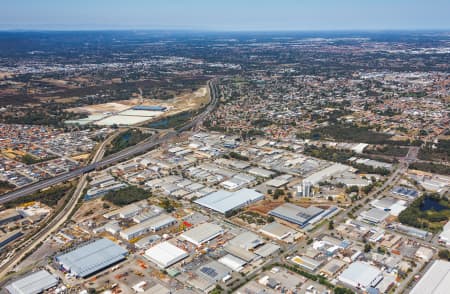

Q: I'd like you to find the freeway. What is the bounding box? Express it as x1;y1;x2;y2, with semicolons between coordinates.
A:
0;79;219;205
0;131;115;279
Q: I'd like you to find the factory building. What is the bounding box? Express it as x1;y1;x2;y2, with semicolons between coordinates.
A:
360;208;390;224
132;105;167;111
120;214;177;240
410;260;450;294
0;230;23;251
55;238;128;278
0;209;23;226
259;222;297;242
194;188;264;215
338;261;383;291
439;221;450;246
268;203;324;228
144;241;188;268
180;222;224;246
6;270;59;294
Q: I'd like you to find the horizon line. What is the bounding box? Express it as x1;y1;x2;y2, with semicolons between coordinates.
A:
0;27;449;33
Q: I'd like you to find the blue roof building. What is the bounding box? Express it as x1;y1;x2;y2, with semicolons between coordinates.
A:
132;105;167;111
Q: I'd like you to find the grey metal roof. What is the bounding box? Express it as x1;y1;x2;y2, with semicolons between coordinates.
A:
196;261;231;282
254;243;280;257
260;221;295;239
269;203;323;226
338;261;382;288
180;222;223;245
194;188;263;214
229;231;263;250
361;208;389;223
410;260;450;294
56;238;127;277
6;270;58;294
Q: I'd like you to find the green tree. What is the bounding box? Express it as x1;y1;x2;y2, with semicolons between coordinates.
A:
438;249;450;261
328;220;334;230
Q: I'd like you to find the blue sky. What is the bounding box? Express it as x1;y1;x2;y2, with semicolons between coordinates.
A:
1;0;449;31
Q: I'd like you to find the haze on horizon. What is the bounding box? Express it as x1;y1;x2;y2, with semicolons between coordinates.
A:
1;0;450;31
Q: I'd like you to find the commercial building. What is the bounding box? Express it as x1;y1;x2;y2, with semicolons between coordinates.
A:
291;255;323;271
144;241;188;268
0;230;23;251
6;270;58;294
320;259;347;277
269;203;324;228
223;231;264;262
259;222;297;242
0;209;23;225
265;174;292;188
103;203;143;219
218;254;246;272
220;173;255;191
120;214;177;240
370;197;407;217
194;188;264;215
55;238;127;278
338;262;383;291
254;243;280;258
410;260;450;294
438;221;450;246
197;260;231;283
144;284;170;294
132;105;167;111
391;186;419;199
247;167;276;178
396;224;429;239
303;163;350;186
189;260;232;292
180;222;224;246
135;235;161;249
360;208;390;224
415;246;434;262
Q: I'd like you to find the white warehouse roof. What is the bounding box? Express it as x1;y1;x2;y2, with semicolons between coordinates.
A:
218;254;246;272
144;241;188;268
304;163;350;185
338;261;383;290
410;260;450;294
194;188;264;214
6;270;58;294
180;222;224;246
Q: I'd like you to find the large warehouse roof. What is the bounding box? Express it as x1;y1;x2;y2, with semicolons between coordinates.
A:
56;238;127;278
304;163;350;185
259;222;296;241
194;188;263;214
338;261;382;290
180;222;224;246
144;241;188;268
269;203;323;227
6;270;58;294
410;260;450;294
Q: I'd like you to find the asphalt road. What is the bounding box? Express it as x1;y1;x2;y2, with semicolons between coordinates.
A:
0;80;219;205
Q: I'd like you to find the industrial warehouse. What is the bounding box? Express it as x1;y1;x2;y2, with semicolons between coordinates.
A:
5;270;59;294
269;203;338;228
144;241;189;268
180;222;224;246
194;188;264;215
55;238;128;278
